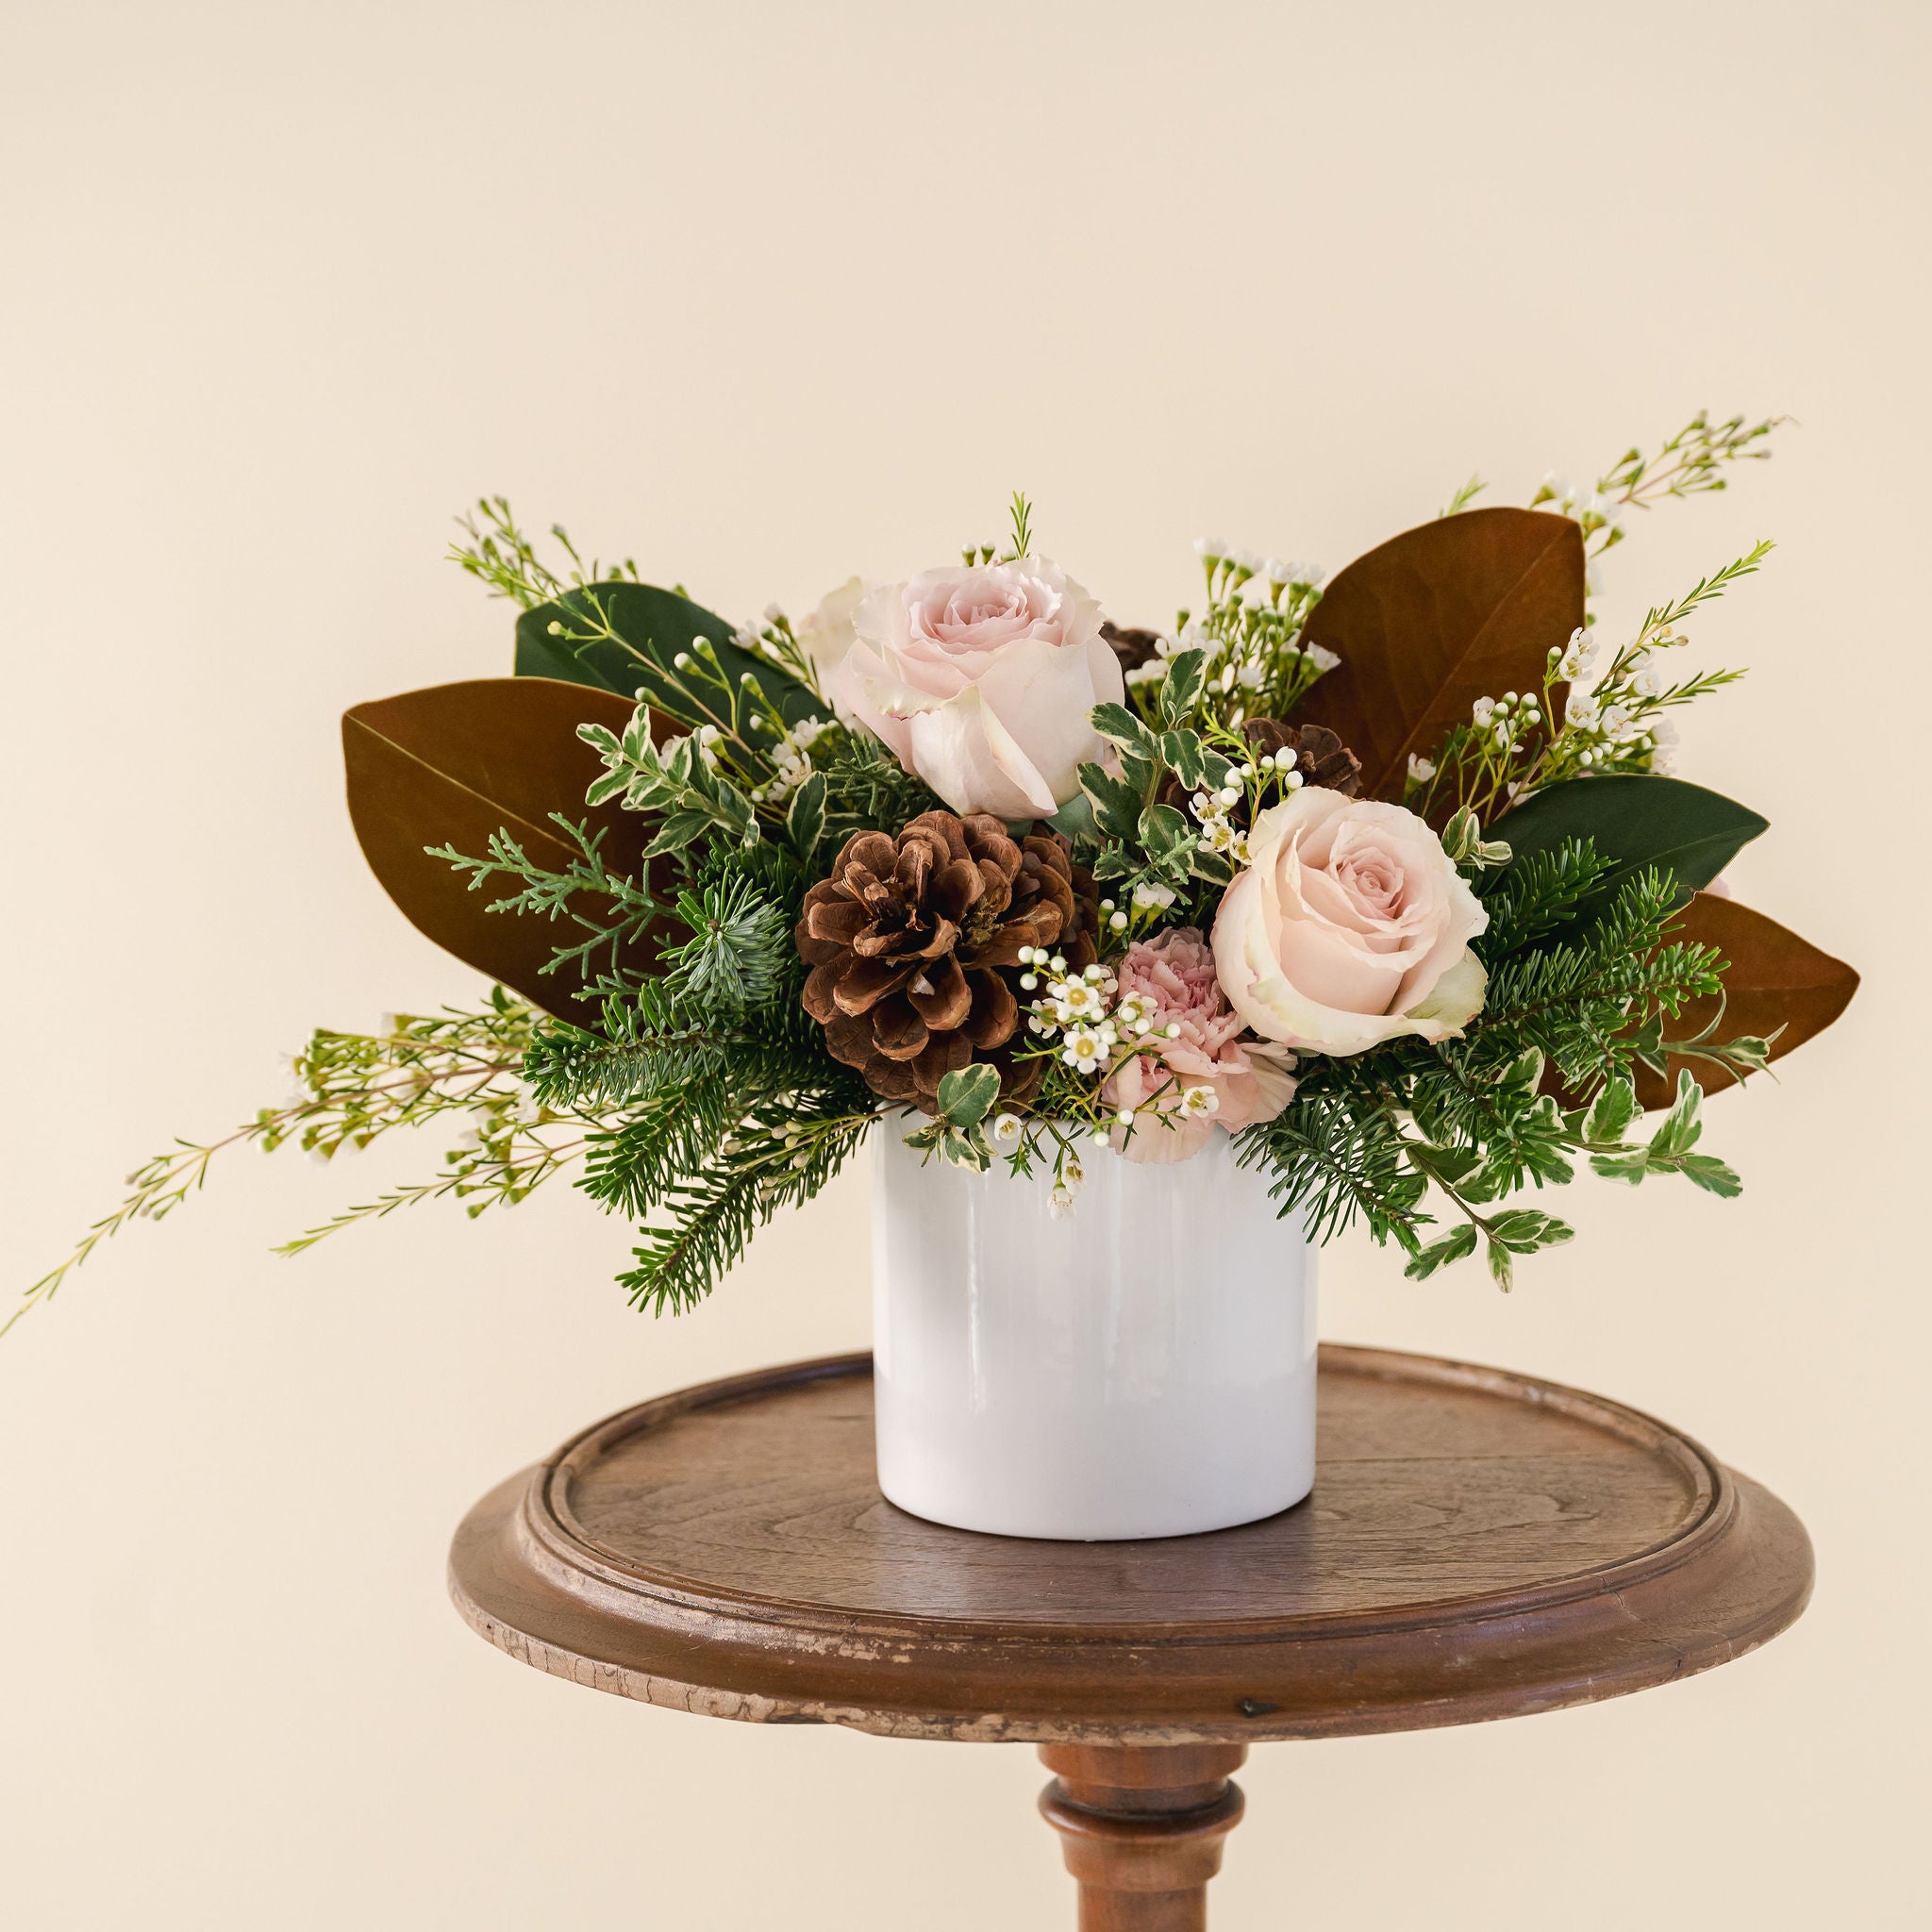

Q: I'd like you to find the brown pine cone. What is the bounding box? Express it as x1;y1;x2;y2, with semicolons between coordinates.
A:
1101;620;1163;673
1243;719;1362;796
796;810;1081;1108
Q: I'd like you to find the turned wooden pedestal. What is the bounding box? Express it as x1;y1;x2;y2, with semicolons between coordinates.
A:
449;1346;1812;1928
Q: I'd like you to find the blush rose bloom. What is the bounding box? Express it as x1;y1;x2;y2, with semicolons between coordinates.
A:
1211;789;1489;1056
1102;928;1298;1164
826;558;1124;820
794;576;865;684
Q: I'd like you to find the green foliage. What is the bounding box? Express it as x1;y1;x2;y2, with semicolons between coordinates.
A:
660;875;791;1016
1078;663;1238;910
1237;853;1765;1289
1004;491;1034;560
16;991;575;1333
604;1087;877;1316
902;1065;1001;1171
449;497;641;608
1491;775;1767;915
427;814;668;1001
516;577;820;741
579;711;761;856
1584;1071;1740;1196
1133;547;1329;725
1235;1089;1428;1249
808;727;946;850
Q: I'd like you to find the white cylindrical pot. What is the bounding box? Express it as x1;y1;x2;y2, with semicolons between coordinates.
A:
871;1126;1317;1541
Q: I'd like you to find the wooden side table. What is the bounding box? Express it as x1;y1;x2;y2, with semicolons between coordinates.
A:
449;1345;1812;1929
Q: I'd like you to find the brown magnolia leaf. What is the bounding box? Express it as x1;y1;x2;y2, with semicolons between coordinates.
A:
1295;508;1584;801
341;677;657;1022
1635;891;1859;1108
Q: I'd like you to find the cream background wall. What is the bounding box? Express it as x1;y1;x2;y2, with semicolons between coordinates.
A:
3;4;1925;1926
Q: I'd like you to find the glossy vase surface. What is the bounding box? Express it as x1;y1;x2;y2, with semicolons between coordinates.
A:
871;1127;1317;1541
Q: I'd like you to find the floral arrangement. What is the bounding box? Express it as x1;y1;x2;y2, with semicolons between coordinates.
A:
22;413;1859;1333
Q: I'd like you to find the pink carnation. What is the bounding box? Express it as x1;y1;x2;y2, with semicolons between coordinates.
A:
1102;927;1297;1164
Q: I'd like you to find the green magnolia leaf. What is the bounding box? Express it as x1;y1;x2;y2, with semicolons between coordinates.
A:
515;581;819;735
935;1062;1001;1128
1490;775;1768;914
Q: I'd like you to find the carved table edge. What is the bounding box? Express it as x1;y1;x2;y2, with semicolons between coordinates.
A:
521;1344;1740;1650
447;1468;1813;1746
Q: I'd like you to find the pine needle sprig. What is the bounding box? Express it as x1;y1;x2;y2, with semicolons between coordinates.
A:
613;1089;880;1315
1234;1087;1428;1250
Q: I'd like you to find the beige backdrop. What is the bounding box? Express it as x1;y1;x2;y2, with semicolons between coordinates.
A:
4;4;1926;1926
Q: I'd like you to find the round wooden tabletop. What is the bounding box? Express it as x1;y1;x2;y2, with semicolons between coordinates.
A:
448;1344;1812;1748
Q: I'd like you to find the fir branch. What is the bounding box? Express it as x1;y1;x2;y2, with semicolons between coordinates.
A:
614;1096;878;1315
1233;1090;1428;1250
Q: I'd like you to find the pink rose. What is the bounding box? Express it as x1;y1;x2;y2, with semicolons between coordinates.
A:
1212;788;1489;1056
1103;928;1297;1164
827;558;1124;819
794;576;865;685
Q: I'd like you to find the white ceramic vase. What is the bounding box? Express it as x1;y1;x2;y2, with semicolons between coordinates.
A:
871;1125;1318;1541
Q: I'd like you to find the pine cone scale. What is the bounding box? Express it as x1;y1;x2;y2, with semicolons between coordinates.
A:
795;811;1095;1110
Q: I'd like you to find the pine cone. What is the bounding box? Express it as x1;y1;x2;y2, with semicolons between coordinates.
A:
1243;719;1362;796
796;810;1082;1108
1102;620;1163;673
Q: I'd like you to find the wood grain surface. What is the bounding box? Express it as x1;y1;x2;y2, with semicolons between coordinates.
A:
448;1344;1812;1745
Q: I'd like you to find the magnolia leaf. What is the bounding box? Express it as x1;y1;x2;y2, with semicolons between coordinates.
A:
1295;508;1584;800
1490;775;1768;913
341;678;653;1021
515;581;819;734
1632;891;1859;1108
